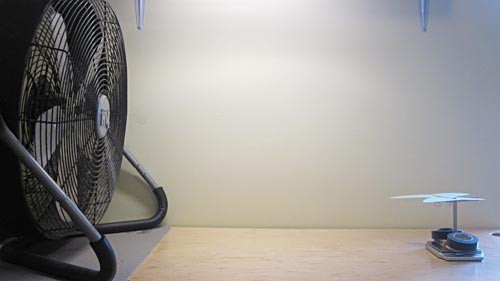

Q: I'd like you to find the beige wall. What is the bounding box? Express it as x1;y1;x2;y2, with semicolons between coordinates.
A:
103;0;500;228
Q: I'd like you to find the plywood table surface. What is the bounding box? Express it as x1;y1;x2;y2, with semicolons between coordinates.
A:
131;227;500;281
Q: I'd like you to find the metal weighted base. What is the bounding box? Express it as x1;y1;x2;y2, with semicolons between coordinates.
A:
426;241;484;261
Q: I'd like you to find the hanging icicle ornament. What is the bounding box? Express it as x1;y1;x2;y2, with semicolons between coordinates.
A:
135;0;145;30
419;0;430;32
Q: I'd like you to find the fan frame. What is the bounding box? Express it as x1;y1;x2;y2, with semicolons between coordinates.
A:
0;0;167;279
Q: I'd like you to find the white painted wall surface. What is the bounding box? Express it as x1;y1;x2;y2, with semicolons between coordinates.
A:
103;0;500;228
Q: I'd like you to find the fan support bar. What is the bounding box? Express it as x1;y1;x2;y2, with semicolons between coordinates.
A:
92;148;168;235
453;201;458;232
124;147;160;189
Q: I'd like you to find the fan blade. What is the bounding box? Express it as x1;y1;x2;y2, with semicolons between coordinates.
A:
87;40;104;82
455;197;485;202
49;11;71;88
74;28;104;113
34;106;61;169
423;196;485;203
32;8;75;170
423;197;458;203
391;194;432;199
434;193;469;198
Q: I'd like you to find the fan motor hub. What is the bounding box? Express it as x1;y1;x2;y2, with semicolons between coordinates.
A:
96;94;111;138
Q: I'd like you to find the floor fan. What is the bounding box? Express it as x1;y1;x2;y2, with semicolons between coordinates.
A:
0;0;167;280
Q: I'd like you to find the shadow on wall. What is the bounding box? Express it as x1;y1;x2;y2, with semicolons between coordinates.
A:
101;168;157;223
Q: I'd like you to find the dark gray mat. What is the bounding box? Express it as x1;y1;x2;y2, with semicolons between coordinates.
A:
0;224;169;281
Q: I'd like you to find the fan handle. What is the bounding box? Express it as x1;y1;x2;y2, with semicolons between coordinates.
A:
0;115;116;281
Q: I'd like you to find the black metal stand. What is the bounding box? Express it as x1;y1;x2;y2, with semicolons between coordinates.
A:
94;148;168;235
96;187;168;235
1;236;117;281
0;115;168;281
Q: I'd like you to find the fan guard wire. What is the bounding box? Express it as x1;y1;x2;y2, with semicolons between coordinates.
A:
17;0;127;239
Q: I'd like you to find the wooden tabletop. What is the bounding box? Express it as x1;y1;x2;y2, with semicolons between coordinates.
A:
131;227;500;281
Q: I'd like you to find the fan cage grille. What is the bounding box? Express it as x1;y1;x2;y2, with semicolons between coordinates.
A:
17;0;127;239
